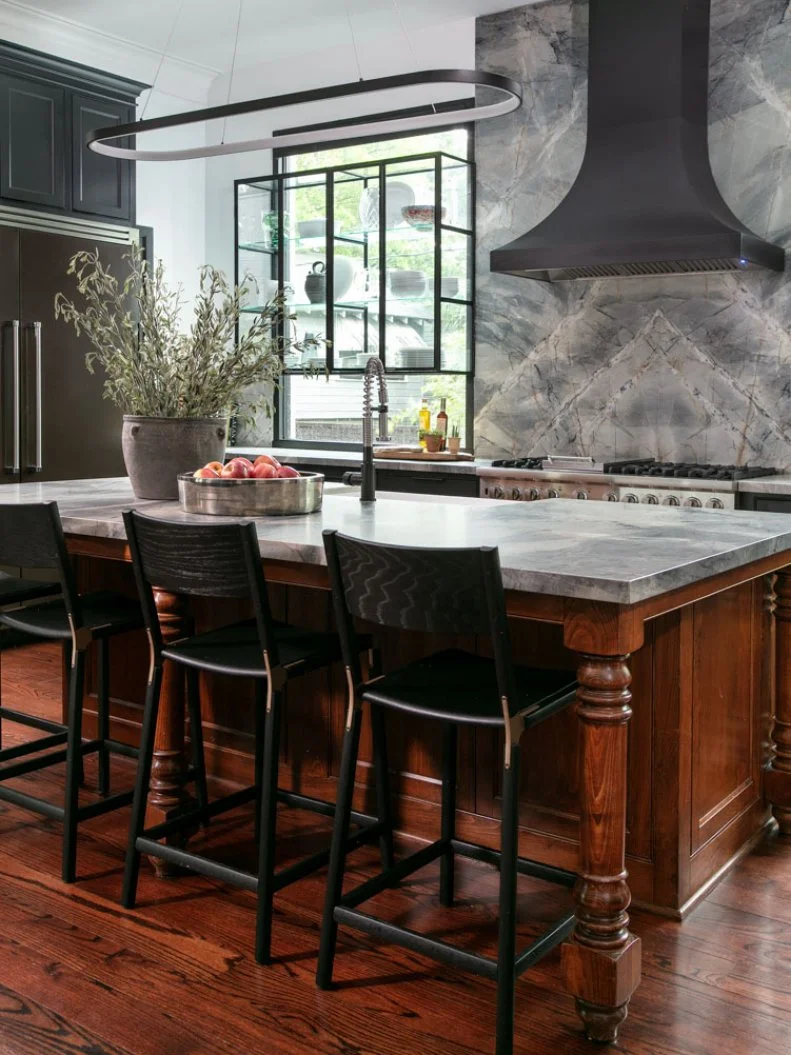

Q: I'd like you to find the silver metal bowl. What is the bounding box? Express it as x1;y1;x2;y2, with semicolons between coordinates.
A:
177;471;324;517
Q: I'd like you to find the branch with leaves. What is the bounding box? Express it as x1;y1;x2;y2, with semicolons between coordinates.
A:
54;244;320;423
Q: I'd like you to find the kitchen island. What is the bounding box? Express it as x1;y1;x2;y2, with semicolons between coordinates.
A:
3;477;791;1043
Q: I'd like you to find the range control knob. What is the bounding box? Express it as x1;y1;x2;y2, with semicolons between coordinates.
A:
663;495;680;506
576;490;589;500
622;493;639;503
605;492;619;502
492;486;505;499
706;498;725;509
684;496;702;508
547;488;561;499
642;494;659;505
528;488;540;501
511;487;522;501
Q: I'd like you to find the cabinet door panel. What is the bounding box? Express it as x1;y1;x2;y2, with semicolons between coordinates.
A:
0;75;65;208
72;93;133;220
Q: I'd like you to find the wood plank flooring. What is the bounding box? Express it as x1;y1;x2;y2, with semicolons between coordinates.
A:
0;643;789;1055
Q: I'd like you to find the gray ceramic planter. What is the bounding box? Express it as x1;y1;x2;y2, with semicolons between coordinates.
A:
122;416;227;500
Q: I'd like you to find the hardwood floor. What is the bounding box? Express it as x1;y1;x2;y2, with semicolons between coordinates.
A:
0;644;789;1055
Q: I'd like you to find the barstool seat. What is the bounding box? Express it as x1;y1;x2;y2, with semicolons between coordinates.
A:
0;573;60;606
364;648;576;725
163;617;360;678
2;590;142;640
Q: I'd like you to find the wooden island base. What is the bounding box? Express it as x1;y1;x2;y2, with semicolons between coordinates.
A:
62;539;791;1043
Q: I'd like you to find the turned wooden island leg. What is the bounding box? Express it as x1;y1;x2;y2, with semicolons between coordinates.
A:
148;588;194;877
767;569;791;834
561;601;643;1044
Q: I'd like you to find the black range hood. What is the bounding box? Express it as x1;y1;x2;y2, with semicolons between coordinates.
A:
490;0;785;282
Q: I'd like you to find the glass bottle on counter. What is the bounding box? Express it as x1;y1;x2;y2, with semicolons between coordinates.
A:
436;398;448;451
418;397;431;448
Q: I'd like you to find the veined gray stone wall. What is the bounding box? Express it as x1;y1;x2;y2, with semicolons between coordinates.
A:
475;0;791;466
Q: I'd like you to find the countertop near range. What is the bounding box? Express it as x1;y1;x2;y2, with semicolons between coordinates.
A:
226;446;486;476
4;477;791;606
738;475;791;495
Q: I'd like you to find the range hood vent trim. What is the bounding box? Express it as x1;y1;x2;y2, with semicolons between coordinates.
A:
490;0;785;283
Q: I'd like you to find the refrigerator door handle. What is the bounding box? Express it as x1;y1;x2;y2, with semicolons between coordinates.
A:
3;320;20;474
25;321;43;472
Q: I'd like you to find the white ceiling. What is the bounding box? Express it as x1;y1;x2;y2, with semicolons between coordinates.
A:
9;0;522;73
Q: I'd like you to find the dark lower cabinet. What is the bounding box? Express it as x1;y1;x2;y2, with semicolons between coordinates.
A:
0;73;66;209
739;493;791;513
244;456;480;497
0;42;146;225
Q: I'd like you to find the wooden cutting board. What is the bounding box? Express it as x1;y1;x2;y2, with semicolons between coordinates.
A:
373;448;474;462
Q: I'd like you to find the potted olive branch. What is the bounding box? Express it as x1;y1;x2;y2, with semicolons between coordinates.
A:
54;244;314;499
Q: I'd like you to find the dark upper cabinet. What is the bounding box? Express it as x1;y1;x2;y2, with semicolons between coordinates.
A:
0;74;66;209
72;93;134;219
0;42;146;225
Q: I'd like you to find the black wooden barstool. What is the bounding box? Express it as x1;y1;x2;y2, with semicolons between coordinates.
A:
0;502;142;882
121;510;392;964
317;531;580;1055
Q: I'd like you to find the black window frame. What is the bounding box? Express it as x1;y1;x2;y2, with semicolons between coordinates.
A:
264;104;475;451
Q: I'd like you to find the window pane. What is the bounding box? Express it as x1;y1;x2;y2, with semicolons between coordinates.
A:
278;372;468;446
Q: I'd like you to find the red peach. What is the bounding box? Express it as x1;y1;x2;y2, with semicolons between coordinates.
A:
220;459;251;479
252;462;278;479
204;461;224;474
253;454;281;470
276;465;300;478
193;467;220;479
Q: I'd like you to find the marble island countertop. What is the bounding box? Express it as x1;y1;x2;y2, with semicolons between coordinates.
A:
2;478;791;605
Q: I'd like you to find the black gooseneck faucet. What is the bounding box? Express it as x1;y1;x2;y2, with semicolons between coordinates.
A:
341;357;389;502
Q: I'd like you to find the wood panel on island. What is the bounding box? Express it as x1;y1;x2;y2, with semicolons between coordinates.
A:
61;505;791;1045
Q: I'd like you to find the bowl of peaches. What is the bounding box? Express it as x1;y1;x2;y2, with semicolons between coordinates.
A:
178;455;324;517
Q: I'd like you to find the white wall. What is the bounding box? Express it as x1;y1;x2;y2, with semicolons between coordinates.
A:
204;17;476;276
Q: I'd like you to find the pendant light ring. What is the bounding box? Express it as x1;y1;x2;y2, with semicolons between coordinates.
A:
88;69;521;162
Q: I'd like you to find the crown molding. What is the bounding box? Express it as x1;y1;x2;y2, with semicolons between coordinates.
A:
0;0;219;102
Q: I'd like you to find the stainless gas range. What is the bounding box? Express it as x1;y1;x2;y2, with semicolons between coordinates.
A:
478;456;779;510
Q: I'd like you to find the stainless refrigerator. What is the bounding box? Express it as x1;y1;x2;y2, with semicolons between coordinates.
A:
0;225;131;484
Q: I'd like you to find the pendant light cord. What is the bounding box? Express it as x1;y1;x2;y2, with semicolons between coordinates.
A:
221;0;245;143
140;0;187;120
344;0;364;82
392;0;435;112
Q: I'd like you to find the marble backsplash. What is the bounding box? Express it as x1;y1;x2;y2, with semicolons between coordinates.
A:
474;0;791;467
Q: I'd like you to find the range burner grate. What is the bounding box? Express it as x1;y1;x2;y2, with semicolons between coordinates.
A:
491;457;545;470
490;457;779;481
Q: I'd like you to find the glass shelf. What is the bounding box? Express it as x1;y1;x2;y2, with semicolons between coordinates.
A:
238;241;279;254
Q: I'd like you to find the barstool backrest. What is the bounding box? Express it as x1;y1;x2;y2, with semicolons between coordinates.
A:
0;502;79;618
124;511;278;661
323;530;519;711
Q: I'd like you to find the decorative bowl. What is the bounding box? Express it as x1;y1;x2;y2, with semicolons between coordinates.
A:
402;205;446;230
177;471;324;517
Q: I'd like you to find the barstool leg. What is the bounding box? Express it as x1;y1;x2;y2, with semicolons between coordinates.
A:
316;703;363;990
370;704;394;872
254;679;266;845
62;648;87;884
122;665;163;908
186;667;209;821
255;687;282;964
63;641;84;786
97;638;110;797
495;742;521;1055
440;722;458;908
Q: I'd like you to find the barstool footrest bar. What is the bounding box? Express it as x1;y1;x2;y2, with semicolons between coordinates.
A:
105;740;140;760
135;837;258;892
341;838;450;910
0;708;66;734
77;790;135;821
0;785;65;819
0;731;68;763
276;787;377;828
333;907;499;979
142;784;258;842
515;911;576;976
272;821;386;894
0;746;69;781
452;839;578;888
